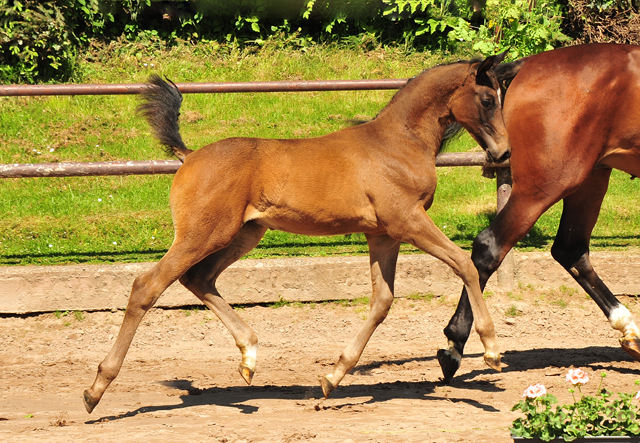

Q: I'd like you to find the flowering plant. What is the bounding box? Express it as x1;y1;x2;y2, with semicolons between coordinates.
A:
511;369;640;441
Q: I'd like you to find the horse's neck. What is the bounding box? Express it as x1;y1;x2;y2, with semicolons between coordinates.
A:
376;67;464;152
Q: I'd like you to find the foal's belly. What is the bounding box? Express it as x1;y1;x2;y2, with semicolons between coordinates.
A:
244;204;382;236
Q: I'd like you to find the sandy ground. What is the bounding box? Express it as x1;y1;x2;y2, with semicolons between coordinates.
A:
1;287;640;443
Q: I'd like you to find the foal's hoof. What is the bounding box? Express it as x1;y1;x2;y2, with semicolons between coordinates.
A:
83;390;99;414
238;363;255;385
484;353;502;372
437;348;461;384
620;337;640;361
320;375;336;399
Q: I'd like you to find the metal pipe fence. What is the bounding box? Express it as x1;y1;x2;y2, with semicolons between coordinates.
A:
0;79;408;97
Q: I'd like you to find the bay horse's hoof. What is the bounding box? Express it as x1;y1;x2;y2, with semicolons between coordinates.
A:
620;337;640;361
484;353;502;372
83;390;99;414
437;348;461;384
238;363;255;385
320;375;336;399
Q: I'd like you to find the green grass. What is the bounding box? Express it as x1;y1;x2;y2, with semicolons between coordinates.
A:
505;304;520;317
2;42;640;266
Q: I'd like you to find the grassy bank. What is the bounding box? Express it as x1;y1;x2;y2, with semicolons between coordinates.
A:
1;43;640;266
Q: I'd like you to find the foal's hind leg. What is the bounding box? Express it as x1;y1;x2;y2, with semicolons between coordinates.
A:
179;222;268;385
550;167;640;360
83;241;222;413
321;234;400;398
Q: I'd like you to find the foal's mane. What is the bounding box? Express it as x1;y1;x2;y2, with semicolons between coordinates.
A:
381;58;482;112
376;58;481;151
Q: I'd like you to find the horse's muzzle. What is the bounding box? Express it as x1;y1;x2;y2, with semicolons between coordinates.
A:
486;149;511;164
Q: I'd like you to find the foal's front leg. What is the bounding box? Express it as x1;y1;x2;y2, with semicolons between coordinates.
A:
400;208;501;372
321;234;401;398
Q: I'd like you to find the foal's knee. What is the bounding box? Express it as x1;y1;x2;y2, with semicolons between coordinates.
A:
128;274;161;312
369;292;394;325
550;242;589;271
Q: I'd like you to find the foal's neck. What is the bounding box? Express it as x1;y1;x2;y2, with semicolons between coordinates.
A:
376;64;469;153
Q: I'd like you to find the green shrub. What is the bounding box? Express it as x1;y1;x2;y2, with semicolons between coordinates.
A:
449;0;569;58
1;0;570;84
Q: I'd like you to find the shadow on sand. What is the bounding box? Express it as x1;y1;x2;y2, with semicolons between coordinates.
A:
85;345;638;423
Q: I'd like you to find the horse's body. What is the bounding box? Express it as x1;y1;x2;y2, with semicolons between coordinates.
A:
438;43;640;382
84;55;510;413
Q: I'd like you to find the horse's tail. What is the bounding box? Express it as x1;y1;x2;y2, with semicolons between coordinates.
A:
137;75;193;163
495;57;527;84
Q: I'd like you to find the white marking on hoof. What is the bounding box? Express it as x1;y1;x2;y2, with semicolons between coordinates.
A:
609;305;640;338
240;343;258;370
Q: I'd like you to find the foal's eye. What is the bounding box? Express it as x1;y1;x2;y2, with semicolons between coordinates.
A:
480;98;494;109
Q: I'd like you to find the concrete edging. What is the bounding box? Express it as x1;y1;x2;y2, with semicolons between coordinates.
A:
1;251;639;314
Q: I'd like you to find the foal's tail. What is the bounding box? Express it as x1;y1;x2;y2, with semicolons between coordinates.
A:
138;75;193;163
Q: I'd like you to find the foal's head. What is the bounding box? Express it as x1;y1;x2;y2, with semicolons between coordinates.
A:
451;52;511;164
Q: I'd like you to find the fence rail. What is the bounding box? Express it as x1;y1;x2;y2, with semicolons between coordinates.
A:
0;152;507;179
0;79;409;97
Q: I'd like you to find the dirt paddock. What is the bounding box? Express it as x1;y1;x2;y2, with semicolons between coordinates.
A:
2;284;640;442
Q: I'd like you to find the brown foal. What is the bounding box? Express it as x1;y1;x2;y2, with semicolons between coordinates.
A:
84;53;510;413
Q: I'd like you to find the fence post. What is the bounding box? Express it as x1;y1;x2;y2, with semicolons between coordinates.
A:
496;167;515;289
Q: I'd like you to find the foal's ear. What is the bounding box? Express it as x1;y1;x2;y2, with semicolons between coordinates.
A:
476;49;509;77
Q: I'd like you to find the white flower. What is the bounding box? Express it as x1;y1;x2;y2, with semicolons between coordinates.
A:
566;368;589;385
523;384;546;399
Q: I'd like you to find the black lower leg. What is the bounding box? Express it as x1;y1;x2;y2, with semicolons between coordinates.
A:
551;247;618;317
438;228;500;382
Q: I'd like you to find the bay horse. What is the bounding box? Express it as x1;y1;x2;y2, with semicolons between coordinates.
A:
83;54;510;413
438;43;640;383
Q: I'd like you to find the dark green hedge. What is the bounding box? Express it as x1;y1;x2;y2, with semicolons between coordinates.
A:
1;0;570;83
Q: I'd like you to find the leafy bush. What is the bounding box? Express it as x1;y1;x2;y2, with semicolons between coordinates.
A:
0;0;570;84
449;0;569;58
564;0;640;45
0;1;73;83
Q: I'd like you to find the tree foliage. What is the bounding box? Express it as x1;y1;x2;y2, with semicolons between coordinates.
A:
0;0;570;83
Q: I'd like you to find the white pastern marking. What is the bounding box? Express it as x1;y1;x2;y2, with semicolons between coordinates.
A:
242;343;258;368
445;340;462;363
609;305;640;337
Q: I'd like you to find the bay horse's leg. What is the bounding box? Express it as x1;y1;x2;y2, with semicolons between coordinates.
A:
179;221;268;385
321;234;400;398
550;167;640;359
438;191;555;382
